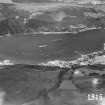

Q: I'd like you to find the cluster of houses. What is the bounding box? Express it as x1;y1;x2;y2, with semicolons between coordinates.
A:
41;43;105;68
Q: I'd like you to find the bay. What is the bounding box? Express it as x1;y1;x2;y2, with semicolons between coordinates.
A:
0;29;104;64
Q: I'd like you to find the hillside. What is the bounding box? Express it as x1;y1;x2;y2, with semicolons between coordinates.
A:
0;2;105;35
12;0;105;4
0;62;104;105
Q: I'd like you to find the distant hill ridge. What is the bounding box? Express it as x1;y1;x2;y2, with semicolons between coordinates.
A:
12;0;105;4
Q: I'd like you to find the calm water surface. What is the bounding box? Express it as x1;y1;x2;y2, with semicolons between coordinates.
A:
0;29;104;64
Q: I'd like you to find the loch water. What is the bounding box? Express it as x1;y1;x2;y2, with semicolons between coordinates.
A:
0;29;104;64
